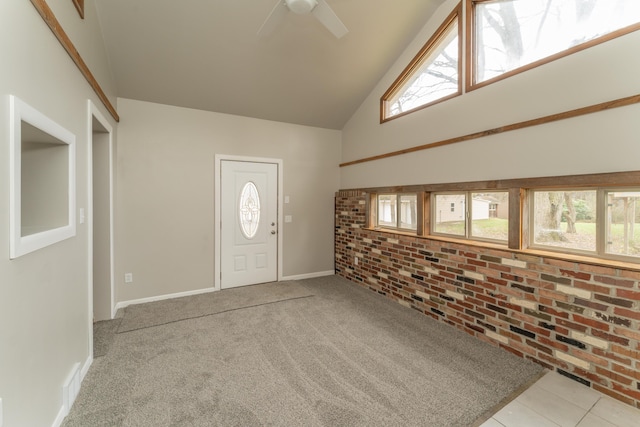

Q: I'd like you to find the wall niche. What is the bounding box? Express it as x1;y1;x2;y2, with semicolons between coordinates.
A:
10;95;76;259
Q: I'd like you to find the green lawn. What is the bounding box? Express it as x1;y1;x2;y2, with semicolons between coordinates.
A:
435;219;640;256
435;218;508;241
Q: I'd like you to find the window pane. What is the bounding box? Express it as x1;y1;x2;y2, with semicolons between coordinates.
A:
387;20;459;117
471;192;509;241
400;194;418;230
474;0;640;83
378;194;397;228
533;190;596;252
239;181;260;239
434;194;466;236
606;191;640;258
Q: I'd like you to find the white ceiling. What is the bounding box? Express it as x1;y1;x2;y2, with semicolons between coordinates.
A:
95;0;445;130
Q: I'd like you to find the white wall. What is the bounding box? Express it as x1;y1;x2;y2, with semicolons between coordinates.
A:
0;0;117;425
114;98;341;304
341;0;640;189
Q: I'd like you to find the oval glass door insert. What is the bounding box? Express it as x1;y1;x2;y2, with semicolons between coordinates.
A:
239;181;261;239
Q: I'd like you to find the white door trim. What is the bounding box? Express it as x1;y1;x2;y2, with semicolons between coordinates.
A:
214;154;284;291
87;100;115;362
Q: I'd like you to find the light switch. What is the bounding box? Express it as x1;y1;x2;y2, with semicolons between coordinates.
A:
79;208;85;224
285;215;292;223
284;196;290;204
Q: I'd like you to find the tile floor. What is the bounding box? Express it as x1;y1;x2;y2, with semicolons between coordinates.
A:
480;371;640;427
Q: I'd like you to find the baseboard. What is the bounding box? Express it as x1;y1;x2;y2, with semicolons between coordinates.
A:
114;286;216;311
281;270;335;281
51;405;66;427
114;273;334;312
81;354;93;381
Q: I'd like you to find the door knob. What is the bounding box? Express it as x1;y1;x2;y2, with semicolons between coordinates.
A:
271;230;276;234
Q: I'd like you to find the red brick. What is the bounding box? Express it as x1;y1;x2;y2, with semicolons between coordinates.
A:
612;344;640;361
612;363;640;381
611;382;640;401
617;289;640;300
593;384;635;406
581;265;618;276
593;348;632;366
573;314;611;331
556;318;588;333
539;289;570;302
560;269;592;281
594;275;635;288
572;367;610;386
528;263;560;274
618;269;640;280
613;307;640;321
544;258;578;269
596;366;634;385
573;280;611;295
592;329;631;346
571;348;609;367
538;336;569;352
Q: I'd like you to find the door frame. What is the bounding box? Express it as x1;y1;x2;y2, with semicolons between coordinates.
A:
214;154;284;291
87;100;115;361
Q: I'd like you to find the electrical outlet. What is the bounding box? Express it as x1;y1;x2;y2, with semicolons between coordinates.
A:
124;273;133;283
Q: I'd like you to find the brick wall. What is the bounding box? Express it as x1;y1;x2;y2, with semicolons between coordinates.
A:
335;191;640;409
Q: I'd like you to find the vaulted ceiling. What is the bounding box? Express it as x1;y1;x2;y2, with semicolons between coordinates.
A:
95;0;445;129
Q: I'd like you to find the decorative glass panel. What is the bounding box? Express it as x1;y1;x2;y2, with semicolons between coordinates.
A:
239;181;260;239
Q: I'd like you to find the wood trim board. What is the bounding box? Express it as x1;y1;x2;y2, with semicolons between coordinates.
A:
30;0;119;122
341;93;640;168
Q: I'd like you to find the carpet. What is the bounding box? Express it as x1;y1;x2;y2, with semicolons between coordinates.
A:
64;276;543;426
117;281;315;333
93;318;122;358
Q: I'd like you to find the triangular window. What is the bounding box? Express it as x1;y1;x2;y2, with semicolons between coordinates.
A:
381;5;461;122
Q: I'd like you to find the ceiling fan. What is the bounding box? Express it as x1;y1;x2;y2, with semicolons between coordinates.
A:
258;0;349;39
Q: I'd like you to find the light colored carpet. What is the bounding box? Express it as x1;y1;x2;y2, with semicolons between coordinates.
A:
64;276;543;426
117;281;315;333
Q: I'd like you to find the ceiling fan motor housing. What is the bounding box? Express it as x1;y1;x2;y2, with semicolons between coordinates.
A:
286;0;318;15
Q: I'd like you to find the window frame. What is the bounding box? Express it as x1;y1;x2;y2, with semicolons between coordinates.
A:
529;187;640;262
528;187;600;257
375;192;420;232
380;4;462;123
362;171;640;269
431;191;510;244
466;0;640;91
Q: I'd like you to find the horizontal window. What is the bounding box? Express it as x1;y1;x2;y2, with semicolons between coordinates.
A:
531;188;640;261
471;0;640;86
531;190;597;253
377;193;418;231
433;191;509;243
364;172;640;267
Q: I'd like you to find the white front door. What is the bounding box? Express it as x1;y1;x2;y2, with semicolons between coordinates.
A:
220;160;278;289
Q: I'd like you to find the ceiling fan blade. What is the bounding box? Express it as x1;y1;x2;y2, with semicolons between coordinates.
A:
312;0;348;39
257;1;289;37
